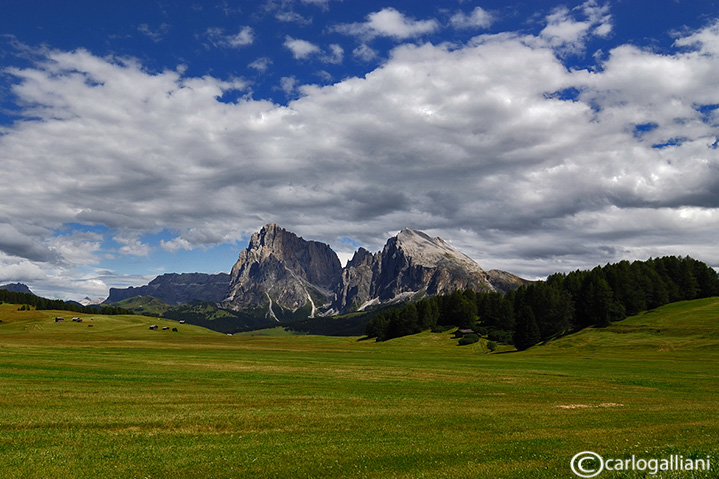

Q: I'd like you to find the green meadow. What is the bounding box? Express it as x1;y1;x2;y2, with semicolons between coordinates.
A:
1;299;718;478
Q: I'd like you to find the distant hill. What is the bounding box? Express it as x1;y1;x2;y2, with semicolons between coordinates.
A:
542;297;719;352
0;283;33;295
0;302;219;341
105;296;172;317
161;301;278;334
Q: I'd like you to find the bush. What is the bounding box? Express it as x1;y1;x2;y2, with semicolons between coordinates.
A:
488;329;514;344
476;326;489;336
487;340;497;352
458;333;479;345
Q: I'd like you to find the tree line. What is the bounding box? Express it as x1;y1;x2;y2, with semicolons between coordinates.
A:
365;256;719;349
0;289;134;316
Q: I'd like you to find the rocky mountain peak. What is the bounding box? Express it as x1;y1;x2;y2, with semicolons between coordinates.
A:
331;227;517;313
225;224;342;317
346;247;375;268
250;223;285;249
391;228;481;271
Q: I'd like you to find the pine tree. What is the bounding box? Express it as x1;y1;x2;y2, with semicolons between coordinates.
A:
513;306;540;351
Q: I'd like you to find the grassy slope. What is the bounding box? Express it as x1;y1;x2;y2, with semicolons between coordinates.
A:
105;296;171;316
0;299;717;478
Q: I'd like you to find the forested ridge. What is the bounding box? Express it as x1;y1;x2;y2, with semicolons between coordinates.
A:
0;289;134;316
365;256;719;349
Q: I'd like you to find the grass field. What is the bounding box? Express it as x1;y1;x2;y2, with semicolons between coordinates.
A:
1;299;718;478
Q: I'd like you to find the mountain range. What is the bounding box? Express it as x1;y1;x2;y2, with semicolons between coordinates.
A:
103;225;526;327
105;272;231;305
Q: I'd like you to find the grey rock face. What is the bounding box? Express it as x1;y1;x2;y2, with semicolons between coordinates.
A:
487;269;529;293
104;272;231;305
224;224;342;314
333;228;521;313
333;247;380;313
0;283;34;295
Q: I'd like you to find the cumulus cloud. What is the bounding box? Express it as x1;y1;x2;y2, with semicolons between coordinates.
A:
284;37;343;63
249;56;272;72
540;0;612;55
334;7;440;40
2;15;719;297
284;36;321;59
279;75;298;95
114;232;151;257
353;43;377;61
0;223;57;263
160;237;192;253
323;43;344;64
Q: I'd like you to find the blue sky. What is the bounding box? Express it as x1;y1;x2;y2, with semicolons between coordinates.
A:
1;0;718;300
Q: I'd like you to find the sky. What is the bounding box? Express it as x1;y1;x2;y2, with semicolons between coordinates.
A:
1;0;718;300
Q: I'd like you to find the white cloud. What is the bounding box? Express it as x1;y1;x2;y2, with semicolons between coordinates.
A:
675;20;719;54
323;44;344;64
334;7;439;40
225;26;255;47
284;37;343;64
160;237;192;253
114;232;151;257
280;76;297;95
450;7;493;30
2;16;719;298
284;36;321;59
0;255;47;284
205;26;254;48
540;0;612;55
249;57;272;72
138;23;170;42
300;0;335;8
353;43;377;61
50;230;104;265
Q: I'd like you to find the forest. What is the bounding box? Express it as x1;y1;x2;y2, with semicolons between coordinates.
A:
365;256;719;349
0;289;134;316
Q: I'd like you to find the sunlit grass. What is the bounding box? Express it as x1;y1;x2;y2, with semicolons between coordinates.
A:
0;299;718;477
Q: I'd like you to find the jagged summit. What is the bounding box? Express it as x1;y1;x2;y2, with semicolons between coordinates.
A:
224;224;342;318
393;228;485;271
332;227;507;313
